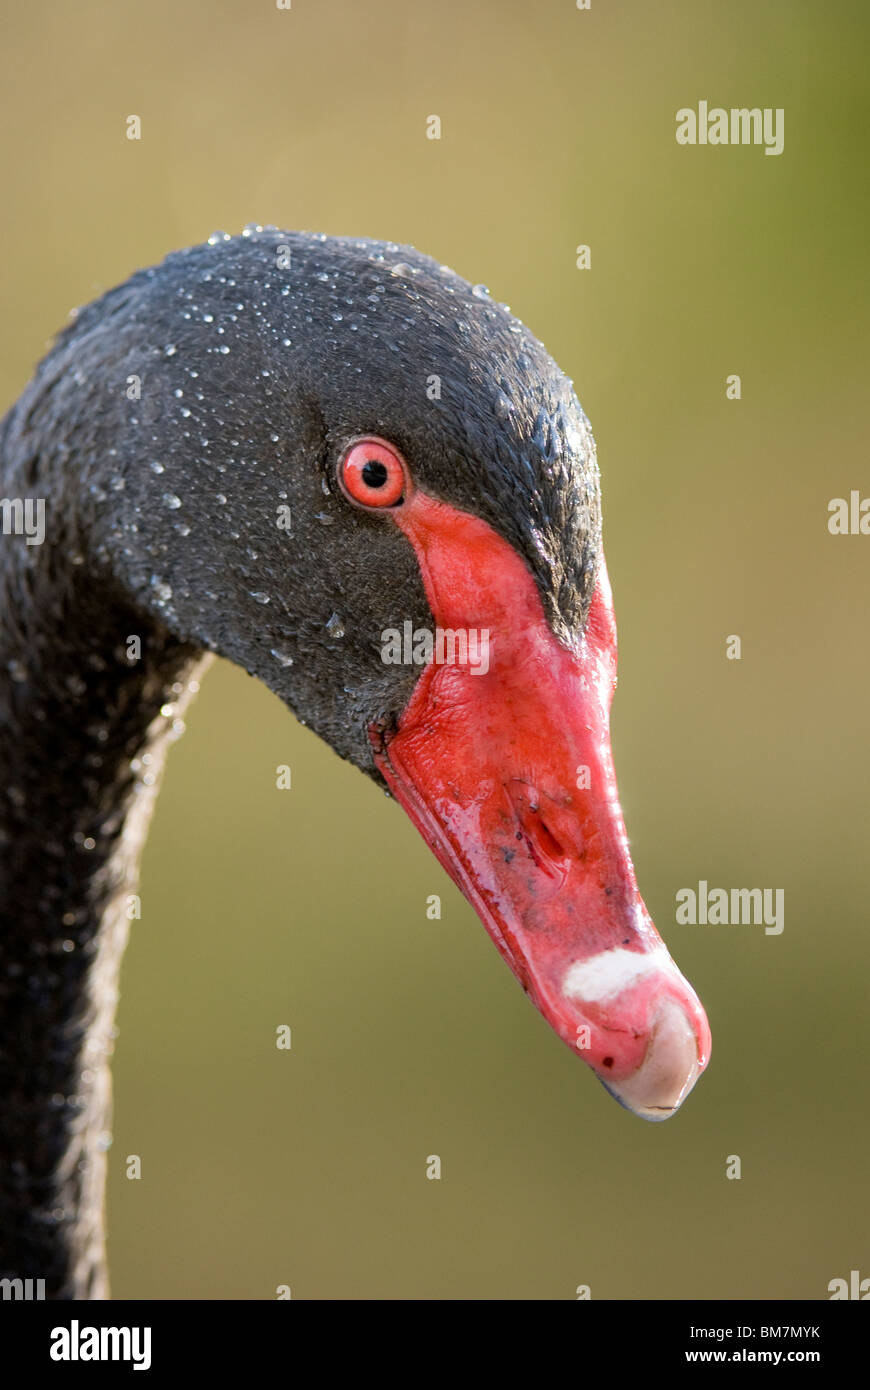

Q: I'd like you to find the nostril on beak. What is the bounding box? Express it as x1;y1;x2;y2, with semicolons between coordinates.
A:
504;784;571;879
525;814;567;864
603;998;702;1122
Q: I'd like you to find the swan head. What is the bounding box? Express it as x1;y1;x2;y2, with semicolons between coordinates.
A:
50;228;709;1118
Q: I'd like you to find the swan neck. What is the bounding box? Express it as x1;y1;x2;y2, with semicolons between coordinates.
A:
0;527;202;1297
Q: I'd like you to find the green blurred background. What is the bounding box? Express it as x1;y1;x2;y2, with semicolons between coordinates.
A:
1;0;867;1299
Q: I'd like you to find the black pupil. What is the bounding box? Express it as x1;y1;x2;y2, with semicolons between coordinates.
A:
361;459;388;489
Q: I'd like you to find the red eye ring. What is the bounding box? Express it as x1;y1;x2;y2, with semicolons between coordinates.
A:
339;437;409;509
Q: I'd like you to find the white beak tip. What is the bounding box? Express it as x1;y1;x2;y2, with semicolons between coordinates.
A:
601;998;703;1122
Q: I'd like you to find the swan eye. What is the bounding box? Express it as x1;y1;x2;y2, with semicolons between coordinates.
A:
339;438;409;508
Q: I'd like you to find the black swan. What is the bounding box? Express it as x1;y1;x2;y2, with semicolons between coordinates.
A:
0;227;710;1299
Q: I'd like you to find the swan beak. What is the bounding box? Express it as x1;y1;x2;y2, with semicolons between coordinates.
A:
372;495;710;1119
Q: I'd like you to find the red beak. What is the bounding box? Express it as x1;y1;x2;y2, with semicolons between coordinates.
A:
371;491;710;1119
